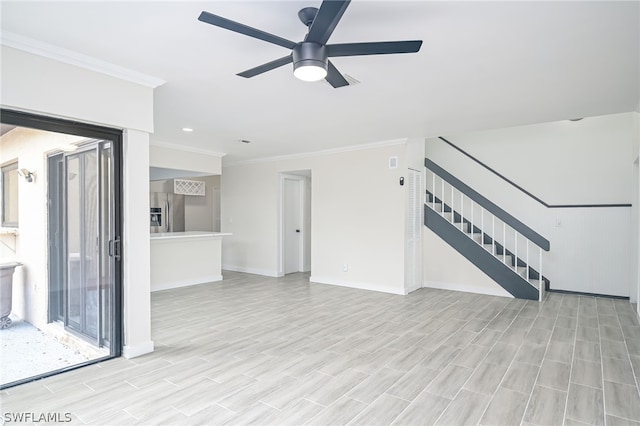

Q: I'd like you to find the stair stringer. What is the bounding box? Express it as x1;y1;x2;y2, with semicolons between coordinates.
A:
425;206;539;300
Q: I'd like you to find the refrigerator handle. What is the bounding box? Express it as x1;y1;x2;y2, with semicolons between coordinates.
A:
166;200;170;232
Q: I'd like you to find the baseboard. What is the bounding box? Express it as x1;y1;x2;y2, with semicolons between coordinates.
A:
405;283;423;295
122;340;154;359
309;275;406;295
222;265;282;277
151;274;223;292
423;280;513;298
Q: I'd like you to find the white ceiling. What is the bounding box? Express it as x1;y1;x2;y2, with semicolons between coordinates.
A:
1;1;638;164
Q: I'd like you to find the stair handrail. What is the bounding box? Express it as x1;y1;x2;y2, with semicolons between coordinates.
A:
437;137;631;209
425;158;550;251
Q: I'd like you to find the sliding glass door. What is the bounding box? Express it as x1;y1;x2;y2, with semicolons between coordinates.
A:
0;108;122;388
60;141;115;346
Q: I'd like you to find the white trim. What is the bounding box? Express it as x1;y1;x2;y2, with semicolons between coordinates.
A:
122;340;155;359
150;140;227;158
224;138;408;167
423;280;514;298
151;275;223;292
310;275;407;295
1;31;166;88
222;265;282;278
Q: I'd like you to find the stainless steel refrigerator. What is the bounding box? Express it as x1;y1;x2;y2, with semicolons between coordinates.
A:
150;192;185;233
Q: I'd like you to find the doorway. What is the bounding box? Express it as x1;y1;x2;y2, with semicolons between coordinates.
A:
49;140;116;346
0;109;122;389
279;171;311;276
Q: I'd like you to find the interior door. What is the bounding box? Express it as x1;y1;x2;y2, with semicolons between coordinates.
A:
284;178;302;274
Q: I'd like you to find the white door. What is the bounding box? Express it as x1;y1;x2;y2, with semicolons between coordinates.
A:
633;158;639;307
405;169;423;293
284;178;302;274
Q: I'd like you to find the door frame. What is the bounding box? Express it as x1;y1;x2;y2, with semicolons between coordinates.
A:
278;172;311;277
633;156;639;311
0;108;123;389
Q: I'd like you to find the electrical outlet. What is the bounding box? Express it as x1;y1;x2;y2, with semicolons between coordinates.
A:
343;263;348;272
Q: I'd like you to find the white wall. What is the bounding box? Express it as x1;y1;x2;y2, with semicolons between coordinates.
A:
184;175;220;232
222;141;409;294
149;143;223;175
1;46;155;357
150;236;223;292
425;113;636;297
122;130;153;358
1;47;153;133
423;227;512;298
437;113;633;204
632;112;640;316
0;128;85;326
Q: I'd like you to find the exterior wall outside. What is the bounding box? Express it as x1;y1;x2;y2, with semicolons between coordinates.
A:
0;128;85;326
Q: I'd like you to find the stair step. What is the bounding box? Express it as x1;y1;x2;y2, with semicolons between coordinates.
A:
425;206;540;301
440;212;464;226
529;278;541;289
468;232;483;244
483;244;515;262
427;202;443;213
513;265;526;275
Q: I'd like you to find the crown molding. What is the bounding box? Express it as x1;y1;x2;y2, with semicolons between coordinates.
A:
1;31;166;88
150;140;227;158
224;138;408;167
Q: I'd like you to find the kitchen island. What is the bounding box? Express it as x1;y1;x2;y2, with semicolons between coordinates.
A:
150;231;231;292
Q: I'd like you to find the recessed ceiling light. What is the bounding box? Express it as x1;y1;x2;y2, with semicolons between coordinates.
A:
182;127;194;132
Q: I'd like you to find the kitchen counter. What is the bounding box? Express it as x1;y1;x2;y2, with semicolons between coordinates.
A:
150;231;230;292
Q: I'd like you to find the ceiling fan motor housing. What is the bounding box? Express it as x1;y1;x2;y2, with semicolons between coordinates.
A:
292;42;328;73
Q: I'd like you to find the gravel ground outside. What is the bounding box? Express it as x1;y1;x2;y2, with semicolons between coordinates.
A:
0;314;90;386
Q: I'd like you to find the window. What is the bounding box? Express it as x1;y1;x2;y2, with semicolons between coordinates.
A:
1;161;19;227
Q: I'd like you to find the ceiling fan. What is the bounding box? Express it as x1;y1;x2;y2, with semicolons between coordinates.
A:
198;0;423;88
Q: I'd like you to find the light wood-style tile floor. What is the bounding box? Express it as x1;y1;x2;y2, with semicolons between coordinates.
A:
2;271;640;425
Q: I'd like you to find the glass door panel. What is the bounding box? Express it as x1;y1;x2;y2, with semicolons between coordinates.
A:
66;154;83;331
64;144;111;345
99;143;113;346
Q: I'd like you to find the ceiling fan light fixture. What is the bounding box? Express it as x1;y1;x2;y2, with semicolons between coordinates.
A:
293;42;328;82
294;63;327;81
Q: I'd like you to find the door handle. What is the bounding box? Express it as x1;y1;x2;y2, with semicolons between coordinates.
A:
108;237;121;261
296;229;300;233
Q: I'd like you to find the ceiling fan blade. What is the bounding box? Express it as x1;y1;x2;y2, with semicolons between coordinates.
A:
327;40;423;57
237;55;293;78
199;11;297;50
305;0;350;45
325;60;349;88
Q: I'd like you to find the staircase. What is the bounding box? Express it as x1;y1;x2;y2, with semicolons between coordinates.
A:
424;159;550;301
